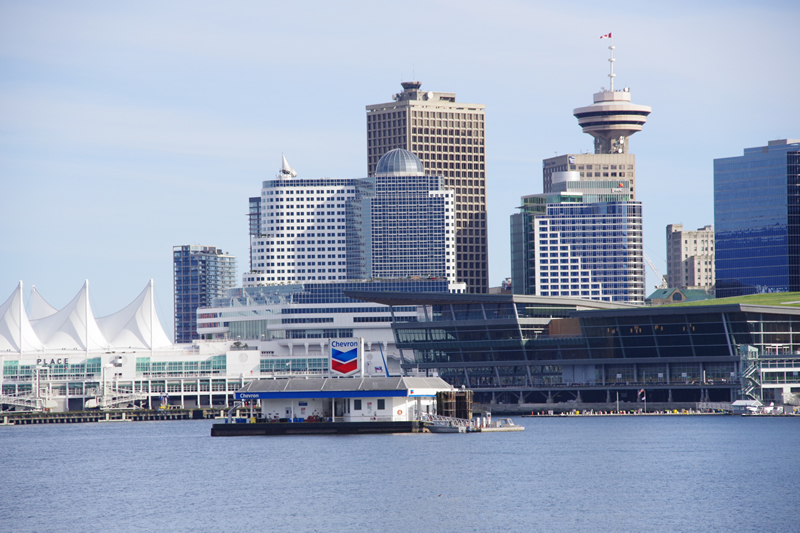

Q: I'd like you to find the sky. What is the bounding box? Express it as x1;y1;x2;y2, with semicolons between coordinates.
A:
1;1;798;340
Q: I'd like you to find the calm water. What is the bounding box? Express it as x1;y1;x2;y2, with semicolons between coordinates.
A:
1;416;798;533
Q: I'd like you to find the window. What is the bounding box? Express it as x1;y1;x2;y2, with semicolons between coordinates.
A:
353;399;362;410
377;399;385;410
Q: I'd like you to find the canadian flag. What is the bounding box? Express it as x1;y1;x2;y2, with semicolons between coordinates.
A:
600;32;612;39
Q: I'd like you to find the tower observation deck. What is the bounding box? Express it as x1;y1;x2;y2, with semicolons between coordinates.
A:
573;46;651;154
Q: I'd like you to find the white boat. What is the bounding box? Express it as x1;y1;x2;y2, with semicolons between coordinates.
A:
426;420;466;433
480;418;524;432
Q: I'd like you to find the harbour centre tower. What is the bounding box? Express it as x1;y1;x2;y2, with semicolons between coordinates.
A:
512;46;650;303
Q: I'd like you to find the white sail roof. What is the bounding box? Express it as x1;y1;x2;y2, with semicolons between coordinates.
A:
280;154;297;179
30;281;108;351
0;282;43;352
0;280;175;353
28;285;58;320
97;280;172;350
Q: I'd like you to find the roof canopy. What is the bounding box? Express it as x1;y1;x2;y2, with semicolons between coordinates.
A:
0;280;172;353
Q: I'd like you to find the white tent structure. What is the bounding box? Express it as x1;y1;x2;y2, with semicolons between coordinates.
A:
0;280;173;353
0;282;44;353
97;280;172;350
28;286;57;320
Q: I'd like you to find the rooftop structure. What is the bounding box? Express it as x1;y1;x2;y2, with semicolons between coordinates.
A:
573;46;651;156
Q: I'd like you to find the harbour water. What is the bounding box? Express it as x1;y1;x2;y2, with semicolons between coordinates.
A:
1;416;797;532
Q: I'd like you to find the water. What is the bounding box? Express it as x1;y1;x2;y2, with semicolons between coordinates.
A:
1;416;798;532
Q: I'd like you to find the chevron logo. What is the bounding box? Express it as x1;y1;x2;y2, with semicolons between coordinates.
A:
331;346;359;375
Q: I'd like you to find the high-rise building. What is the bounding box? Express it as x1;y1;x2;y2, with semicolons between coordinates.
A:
511;175;644;302
714;139;800;297
245;157;374;286
173;245;237;343
512;46;648;303
666;224;715;289
370;149;455;281
245;151;454;286
366;82;488;293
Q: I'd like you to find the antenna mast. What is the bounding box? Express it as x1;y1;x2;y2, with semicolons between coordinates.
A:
608;45;616;92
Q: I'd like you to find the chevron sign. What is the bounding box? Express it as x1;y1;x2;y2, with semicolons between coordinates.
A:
331;339;361;375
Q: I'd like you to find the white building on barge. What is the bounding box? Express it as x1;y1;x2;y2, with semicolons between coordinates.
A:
236;376;452;422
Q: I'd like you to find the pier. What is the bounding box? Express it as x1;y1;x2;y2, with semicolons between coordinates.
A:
0;408;223;426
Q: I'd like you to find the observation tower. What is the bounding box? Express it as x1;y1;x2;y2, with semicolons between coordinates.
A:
573;46;651;154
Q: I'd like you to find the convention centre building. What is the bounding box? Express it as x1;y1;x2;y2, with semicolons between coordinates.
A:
346;291;800;407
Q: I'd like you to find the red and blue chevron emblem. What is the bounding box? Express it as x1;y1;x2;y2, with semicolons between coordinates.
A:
331;347;359;374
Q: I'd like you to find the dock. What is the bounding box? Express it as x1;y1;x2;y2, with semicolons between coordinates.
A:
0;408;223;426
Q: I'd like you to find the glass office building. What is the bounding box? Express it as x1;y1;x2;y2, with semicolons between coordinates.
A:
714;139;800;297
347;290;800;406
173;245;237;343
370;149;455;281
511;172;644;303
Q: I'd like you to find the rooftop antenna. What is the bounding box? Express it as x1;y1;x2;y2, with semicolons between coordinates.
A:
608;44;616;92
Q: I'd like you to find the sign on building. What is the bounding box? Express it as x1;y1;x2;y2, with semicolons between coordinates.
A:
330;338;364;377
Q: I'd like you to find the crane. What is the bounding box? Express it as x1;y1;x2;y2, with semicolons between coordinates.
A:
643;252;668;290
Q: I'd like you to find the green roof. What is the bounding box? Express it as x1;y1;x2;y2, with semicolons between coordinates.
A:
663;292;800;308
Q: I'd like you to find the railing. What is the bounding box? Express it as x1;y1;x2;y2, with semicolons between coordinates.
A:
0;391;57;411
420;413;471;427
697;402;733;412
463;379;742;389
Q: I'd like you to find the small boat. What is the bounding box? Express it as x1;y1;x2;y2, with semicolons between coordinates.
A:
425;420;466;433
480;418;524;432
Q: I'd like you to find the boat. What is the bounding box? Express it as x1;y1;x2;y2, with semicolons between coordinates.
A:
425;420;466;433
480;418;524;432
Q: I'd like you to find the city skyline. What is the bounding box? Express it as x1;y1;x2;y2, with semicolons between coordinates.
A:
1;1;798;338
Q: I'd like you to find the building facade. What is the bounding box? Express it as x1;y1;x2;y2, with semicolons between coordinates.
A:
347;290;800;408
666;224;715;289
511;185;644;303
196;279;465;377
246;151;455;286
370;149;455;281
245;164;375;286
367;82;488;293
173;245;237;343
714;139;800;298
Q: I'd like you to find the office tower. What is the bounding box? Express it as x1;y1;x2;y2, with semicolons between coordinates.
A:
245;152;454;286
666;224;715;289
512;46;648;303
173;245;236;343
714;139;800;297
511;173;644;302
370;149;455;280
245;157;374;286
366;82;488;293
247;196;261;271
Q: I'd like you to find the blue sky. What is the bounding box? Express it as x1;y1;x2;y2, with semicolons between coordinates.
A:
1;1;798;339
